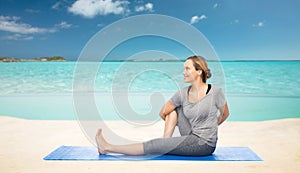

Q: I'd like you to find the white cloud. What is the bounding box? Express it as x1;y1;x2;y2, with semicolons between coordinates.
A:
52;2;61;10
55;21;72;29
213;3;218;8
135;6;144;12
1;34;33;41
0;16;74;41
135;2;154;12
145;3;154;11
253;21;265;27
190;15;207;24
68;0;130;18
97;23;105;28
230;19;239;24
199;15;207;20
0;16;56;34
258;22;264;27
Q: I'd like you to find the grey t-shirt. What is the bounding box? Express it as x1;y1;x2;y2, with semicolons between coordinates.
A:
170;85;226;147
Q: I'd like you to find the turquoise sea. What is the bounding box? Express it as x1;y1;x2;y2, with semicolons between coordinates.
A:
0;61;299;121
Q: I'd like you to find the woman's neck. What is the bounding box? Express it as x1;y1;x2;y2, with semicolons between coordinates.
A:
190;81;207;92
188;81;208;103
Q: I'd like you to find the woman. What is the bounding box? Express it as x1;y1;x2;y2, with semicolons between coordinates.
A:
95;55;229;156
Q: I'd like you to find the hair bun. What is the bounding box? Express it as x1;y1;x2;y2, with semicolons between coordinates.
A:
206;69;211;79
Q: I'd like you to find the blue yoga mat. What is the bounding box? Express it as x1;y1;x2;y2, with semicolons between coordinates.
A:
44;146;262;161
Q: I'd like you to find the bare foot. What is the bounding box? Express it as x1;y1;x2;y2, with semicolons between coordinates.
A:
95;129;109;154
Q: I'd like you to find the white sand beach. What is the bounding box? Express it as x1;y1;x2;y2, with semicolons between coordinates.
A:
0;116;299;173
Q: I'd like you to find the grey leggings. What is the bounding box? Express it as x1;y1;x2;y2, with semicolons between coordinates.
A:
143;107;216;156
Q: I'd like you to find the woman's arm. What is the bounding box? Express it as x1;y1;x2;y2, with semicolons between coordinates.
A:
218;103;230;125
159;101;176;120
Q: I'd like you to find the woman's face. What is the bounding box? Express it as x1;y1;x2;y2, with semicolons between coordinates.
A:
183;59;201;83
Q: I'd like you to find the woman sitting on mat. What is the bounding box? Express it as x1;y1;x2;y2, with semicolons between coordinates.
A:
95;55;229;156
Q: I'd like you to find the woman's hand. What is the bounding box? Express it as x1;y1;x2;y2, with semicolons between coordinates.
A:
218;103;230;125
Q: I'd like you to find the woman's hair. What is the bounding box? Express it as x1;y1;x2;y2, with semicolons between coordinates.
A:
186;55;212;83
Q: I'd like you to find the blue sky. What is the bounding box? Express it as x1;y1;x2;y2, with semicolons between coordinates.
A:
0;0;299;60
